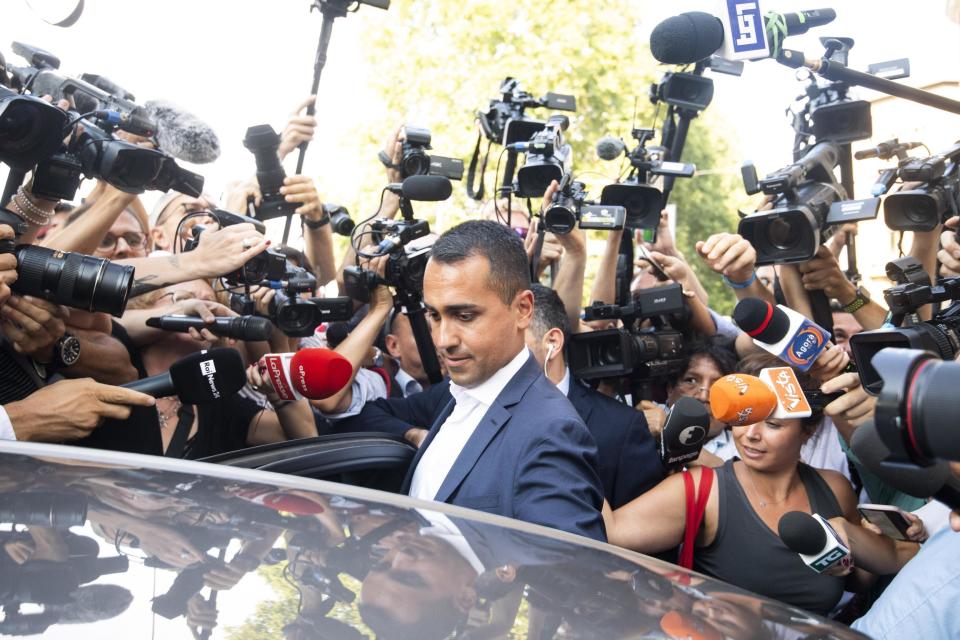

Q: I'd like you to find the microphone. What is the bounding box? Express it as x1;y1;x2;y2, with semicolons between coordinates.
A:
386;175;452;201
850;421;960;511
709;367;814;426
778;511;850;573
733;298;831;372
121;348;245;404
146;315;274;341
258;348;353;401
144;100;221;164
596;135;626;161
649;8;836;65
659;397;711;470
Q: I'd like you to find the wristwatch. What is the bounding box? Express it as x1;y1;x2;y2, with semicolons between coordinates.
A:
301;213;330;230
842;285;871;314
50;332;82;370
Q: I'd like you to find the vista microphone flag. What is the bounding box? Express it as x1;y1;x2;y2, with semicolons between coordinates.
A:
258;348;353;401
710;367;813;425
733;298;831;371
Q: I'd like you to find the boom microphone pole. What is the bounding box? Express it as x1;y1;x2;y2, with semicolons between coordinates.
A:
285;0;390;244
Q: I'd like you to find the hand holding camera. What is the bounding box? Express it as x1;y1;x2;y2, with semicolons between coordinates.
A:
184;223;270;281
696;232;757;282
797;245;856;302
0;224;18;306
938;216;960;277
277;96;317;162
0;295;68;362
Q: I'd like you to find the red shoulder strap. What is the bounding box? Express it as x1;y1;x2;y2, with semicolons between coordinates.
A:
678;466;715;570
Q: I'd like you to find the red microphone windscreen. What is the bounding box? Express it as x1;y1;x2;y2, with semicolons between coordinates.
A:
709;373;777;426
289;348;353;399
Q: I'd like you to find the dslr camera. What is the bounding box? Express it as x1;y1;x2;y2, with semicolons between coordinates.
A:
738;142;879;265
396;126;463;181
541;173;625;235
181;208;285;286
243;124;298;221
569;283;688;381
880;142;960;232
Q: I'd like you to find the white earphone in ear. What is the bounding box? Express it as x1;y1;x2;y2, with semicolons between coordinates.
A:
544;344;555;377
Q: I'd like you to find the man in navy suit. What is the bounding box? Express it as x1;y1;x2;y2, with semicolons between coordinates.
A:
353;220;605;541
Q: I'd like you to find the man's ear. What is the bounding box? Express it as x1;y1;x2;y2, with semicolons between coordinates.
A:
384;333;401;359
514;289;534;330
150;226;169;252
543;327;565;358
454;586;477;613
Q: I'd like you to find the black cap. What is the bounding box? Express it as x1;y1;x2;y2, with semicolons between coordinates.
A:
778;511;826;555
733;298;790;344
649;12;724;65
169;348;245;404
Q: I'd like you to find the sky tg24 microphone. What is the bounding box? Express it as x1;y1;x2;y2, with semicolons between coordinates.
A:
733;298;831;371
778;511;851;573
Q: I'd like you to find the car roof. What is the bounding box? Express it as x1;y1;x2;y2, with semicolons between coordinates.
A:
0;441;865;639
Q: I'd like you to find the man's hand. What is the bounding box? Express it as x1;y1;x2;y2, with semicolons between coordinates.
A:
822;371;876;437
808;343;850;383
636;400;666;441
382;123;405;184
0;295;67;362
247;363;281;405
642;210;679;258
277;96;317;162
169;298;239;344
223;176;263;215
797;245;857;302
404;427;429;448
4;378;156;442
0;225;18;306
280;175;322;219
939;217;960;277
185;223;270;280
695;233;756;281
523;220;563;278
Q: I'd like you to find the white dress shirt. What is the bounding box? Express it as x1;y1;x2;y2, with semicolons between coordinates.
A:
557;367;571;396
0;406;15;441
408;348;530;501
395;367;424;398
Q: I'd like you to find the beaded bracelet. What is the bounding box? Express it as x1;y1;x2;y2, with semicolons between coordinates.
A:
11;186;53;226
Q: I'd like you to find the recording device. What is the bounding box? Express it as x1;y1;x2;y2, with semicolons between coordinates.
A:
732;298;831;372
0;491;86;528
122;348;245;404
258;348;353;401
143;100;221;164
145;315;274;342
512;115;572;198
882;142;960;232
849;257;960;391
778;511;850;574
709;366;825;426
738;142;878;265
180;208;286;286
648;7;836;65
596;128;694;230
541;173;625;235
857;504;914;541
0;207;134;316
0;85;68;169
569;283;688;381
476;77;576;147
850;420;960;511
395;125;463;180
322;202;355;236
242;123;299;221
659;396;710;470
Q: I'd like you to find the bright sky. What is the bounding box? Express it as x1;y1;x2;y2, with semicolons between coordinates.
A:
3;0;958;230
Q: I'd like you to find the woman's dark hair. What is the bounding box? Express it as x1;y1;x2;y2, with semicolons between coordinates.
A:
736;352;823;435
667;336;738;387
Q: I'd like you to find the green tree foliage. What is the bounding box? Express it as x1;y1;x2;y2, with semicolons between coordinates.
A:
339;0;741;313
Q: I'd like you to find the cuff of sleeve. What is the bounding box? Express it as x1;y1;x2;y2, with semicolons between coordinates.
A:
0;406;18;441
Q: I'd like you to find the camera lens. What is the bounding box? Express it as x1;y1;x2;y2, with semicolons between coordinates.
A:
14;245;134;316
0;94;68;168
330;211;355;236
0;100;44;154
543;203;577;235
884;190;943;232
276;300;319;337
765;217;799;250
401;150;431;178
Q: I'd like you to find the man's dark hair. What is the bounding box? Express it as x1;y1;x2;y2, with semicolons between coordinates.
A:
529;283;571;344
667;336;738;387
429;220;530;304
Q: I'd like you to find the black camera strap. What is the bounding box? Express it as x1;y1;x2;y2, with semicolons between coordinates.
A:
465;130;492;201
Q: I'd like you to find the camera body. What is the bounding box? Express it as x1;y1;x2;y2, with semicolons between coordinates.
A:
515;115;572;198
398;126;464;181
321;203;355;236
243;124;298;221
542;175;625;235
477;77;575;146
181;208;286;286
882;143;960;232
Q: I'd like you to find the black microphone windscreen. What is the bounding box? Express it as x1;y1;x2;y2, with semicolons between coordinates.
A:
778;511;826;555
596;136;626;161
664;397;710;447
145;100;221;164
649;12;724;65
733;298;790;344
238;316;274;341
401;175;452;201
851;421;951;498
168;348;245;404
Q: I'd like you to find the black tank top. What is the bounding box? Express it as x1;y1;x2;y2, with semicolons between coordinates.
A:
693;459;846;616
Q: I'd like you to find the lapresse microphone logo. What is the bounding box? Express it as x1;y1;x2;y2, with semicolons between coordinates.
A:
726;0;766;54
782;320;828;368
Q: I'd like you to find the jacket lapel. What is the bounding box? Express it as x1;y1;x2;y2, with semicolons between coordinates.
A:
400;397;456;493
567;378;594;424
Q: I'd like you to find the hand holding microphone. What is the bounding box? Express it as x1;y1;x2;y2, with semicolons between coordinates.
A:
778;511;853;575
733;298;831;372
256;348;353;402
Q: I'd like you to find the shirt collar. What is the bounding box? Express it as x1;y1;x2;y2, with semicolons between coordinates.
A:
557;366;571;396
395;367;423;397
450;348;530;408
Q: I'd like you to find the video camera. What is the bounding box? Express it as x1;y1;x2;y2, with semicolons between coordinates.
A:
343;217;432;302
4;42;203;200
879;142;960;232
512;115;572;198
569;283;689;381
597;128;695;230
181;208;286;286
0;207;134;316
396;125;464;181
850;256;960;392
321;202;355;236
541;172;625;235
738;142;879;265
477;77;576;147
243;124;298;221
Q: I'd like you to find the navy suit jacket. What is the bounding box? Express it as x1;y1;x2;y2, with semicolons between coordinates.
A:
566;379;665;508
341;354;606;541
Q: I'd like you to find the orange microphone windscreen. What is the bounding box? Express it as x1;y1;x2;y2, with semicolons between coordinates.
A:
708;373;777;426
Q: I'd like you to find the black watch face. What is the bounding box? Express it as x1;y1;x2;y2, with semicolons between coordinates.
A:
60;336;81;366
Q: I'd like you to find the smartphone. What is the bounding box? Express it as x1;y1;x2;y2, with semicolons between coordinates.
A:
636;244;670;282
857;504;913;541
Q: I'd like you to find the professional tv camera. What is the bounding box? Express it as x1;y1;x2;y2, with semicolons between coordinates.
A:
850;256;960;392
568;283;689;382
540;172;625;235
878;142;960;232
393;125;464;181
0;207;134;316
738;142;878;265
596;127;695;230
512;115;573;198
180;208;285;286
4;42;203;200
